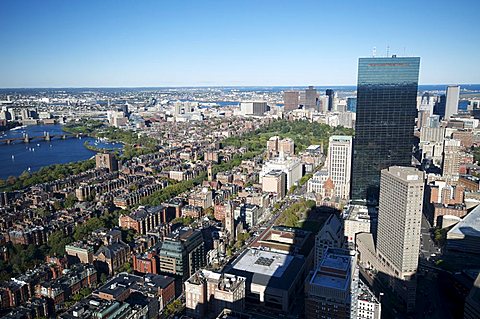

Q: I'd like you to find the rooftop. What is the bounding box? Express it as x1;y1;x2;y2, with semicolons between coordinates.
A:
310;248;353;291
343;204;376;222
448;204;480;238
358;280;380;304
226;248;304;290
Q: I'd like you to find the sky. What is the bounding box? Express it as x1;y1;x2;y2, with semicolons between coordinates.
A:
1;0;479;88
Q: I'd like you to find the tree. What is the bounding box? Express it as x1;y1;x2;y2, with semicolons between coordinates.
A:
48;230;72;256
64;194;78;209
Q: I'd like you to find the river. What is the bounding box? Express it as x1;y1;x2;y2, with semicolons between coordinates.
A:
0;124;122;180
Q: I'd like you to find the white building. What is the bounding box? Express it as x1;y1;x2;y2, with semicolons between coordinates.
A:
307;169;329;194
226;248;305;313
357;280;382;319
327;135;352;200
240;101;268;116
234;204;261;228
260;157;302;190
343;205;375;248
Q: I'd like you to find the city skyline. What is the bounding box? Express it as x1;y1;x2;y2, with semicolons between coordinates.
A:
1;0;480;87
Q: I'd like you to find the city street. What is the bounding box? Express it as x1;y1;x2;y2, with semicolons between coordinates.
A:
420;213;438;260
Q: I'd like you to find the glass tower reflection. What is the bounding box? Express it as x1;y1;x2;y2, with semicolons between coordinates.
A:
351;56;420;201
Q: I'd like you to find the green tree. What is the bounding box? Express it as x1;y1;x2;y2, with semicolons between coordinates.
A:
48;230;72;256
64;194;78;209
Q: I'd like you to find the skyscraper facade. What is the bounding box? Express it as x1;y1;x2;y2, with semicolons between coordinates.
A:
328;135;352;200
351;56;420;201
305;86;318;110
376;166;424;311
377;166;424;279
326;89;335;111
283;91;299;112
444;85;460;120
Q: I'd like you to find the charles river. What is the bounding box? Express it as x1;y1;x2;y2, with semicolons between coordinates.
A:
0;125;122;180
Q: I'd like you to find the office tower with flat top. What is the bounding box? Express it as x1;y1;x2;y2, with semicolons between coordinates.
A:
444;85;460;120
351;56;420;201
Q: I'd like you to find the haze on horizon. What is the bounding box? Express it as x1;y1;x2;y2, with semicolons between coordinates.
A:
1;0;479;88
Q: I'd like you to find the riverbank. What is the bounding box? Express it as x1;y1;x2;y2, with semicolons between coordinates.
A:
0;124;122;183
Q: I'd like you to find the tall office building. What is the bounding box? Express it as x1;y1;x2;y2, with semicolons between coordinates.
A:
328;135;353;200
240;101;268;116
377;166;424;311
444;85;460;120
283;91;299;112
305;86;318;110
326;89;335;111
351;56;420;201
377;166;424;279
347;97;357;112
433;94;447;118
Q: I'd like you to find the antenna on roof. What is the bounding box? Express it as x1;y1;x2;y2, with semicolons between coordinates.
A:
386;45;390;57
372;47;377;58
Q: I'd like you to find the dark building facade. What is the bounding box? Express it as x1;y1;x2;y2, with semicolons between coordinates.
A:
433;94;447;118
326;89;335;111
351;56;420;201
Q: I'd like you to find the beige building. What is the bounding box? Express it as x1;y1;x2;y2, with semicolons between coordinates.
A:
262;169;286;199
279;137;295;156
377;166;424;280
185;269;246;318
357;166;424;312
442;139;461;183
267;136;279;154
65;243;94;264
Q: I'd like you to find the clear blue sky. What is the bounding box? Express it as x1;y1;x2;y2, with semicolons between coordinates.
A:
1;0;479;87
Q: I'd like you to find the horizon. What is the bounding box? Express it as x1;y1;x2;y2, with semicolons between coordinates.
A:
1;83;480;90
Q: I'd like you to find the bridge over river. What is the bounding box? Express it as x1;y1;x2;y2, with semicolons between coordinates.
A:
0;132;87;145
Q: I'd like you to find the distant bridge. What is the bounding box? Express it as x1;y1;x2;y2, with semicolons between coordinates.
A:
0;132;88;145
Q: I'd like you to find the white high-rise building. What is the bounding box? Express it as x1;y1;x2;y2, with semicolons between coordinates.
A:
240;101;268;116
377;166;424;280
445;85;460;120
260;157;302;190
327;135;352;200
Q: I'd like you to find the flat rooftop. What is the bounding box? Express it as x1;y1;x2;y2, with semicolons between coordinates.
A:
231;249;293;278
312;271;348;290
310;249;353;291
226;248;304;291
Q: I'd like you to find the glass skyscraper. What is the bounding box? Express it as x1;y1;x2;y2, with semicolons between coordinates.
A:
351;56;420;201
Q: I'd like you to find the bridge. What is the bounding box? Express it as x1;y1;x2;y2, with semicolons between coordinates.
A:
0;132;88;145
